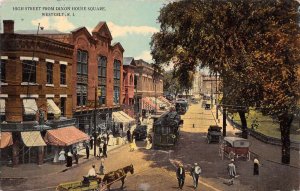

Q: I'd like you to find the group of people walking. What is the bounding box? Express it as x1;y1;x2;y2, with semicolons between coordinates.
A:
176;158;261;189
57;146;79;167
176;163;202;190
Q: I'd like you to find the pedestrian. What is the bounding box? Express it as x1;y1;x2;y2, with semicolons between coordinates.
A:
191;163;201;189
130;137;137;151
127;128;131;143
227;159;237;185
103;142;107;158
99;159;105;175
98;141;103;158
66;151;73;167
90;137;94;150
176;163;185;190
58;148;66;164
85;143;90;159
253;158;260;175
73;146;78;164
145;134;152;150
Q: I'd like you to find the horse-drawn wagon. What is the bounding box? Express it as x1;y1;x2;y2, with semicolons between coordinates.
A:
220;137;251;160
56;164;134;191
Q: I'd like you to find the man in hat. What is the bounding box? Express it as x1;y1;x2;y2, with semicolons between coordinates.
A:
227;159;236;185
191;163;201;189
87;164;96;178
176;163;185;190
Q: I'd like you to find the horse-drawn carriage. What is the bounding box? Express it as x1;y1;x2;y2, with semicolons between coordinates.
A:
56;164;134;191
220;137;251;160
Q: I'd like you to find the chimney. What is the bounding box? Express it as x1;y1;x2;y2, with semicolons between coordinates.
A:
3;20;14;34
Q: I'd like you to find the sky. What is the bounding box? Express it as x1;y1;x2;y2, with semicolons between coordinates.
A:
0;0;172;63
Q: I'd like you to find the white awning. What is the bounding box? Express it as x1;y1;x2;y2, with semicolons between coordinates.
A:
47;99;61;116
112;112;130;124
119;111;135;123
23;99;38;115
21;131;46;147
0;99;5;114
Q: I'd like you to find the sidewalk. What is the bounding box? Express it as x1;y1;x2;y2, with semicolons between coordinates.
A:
0;140;128;179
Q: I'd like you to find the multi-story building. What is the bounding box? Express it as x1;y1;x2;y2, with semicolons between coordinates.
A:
41;22;124;135
134;59;163;114
122;57;136;117
0;20;78;165
190;71;202;97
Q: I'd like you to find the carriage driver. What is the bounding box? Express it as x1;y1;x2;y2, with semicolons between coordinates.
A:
87;164;97;178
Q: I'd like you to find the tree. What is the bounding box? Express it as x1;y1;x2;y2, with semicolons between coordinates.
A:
151;0;300;164
163;70;183;98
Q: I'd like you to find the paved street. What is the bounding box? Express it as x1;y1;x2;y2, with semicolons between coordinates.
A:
1;102;299;191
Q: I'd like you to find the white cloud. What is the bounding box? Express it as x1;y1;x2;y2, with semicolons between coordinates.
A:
31;17;75;32
136;50;153;62
107;22;158;38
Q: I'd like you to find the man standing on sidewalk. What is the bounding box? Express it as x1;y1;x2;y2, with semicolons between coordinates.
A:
85;143;90;159
103;142;107;158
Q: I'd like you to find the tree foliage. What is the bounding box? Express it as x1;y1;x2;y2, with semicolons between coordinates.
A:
151;0;300;164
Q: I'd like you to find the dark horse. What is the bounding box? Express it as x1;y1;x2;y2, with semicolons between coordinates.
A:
102;164;134;190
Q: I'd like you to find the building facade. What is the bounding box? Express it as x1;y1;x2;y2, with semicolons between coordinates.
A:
190;71;202;97
122;57;136;117
134;59;163;114
43;22;124;135
0;20;75;165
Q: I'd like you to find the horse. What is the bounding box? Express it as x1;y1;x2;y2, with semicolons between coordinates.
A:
102;164;134;190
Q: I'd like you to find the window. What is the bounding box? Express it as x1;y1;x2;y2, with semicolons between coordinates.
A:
98;85;106;105
77;50;88;75
60;65;66;85
0;60;6;83
130;75;133;85
98;56;107;106
46;62;53;84
77;85;87;106
60;97;66;116
113;60;121;105
113;86;120;105
22;60;36;83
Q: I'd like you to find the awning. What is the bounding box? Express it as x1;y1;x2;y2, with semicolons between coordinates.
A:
119;111;135;122
0;99;5;114
44;126;89;146
23;99;38;115
112;112;130;123
21;131;46;147
47;99;61;116
0;132;13;148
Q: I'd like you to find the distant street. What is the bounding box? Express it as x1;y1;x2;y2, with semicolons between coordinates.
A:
2;102;299;191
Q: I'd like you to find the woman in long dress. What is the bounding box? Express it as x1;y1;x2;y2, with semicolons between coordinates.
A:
145;134;152;150
58;149;66;164
130;138;137;151
66;151;73;167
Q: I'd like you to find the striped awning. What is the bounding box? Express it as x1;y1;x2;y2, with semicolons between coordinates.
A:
47;99;61;116
0;132;13;148
23;99;38;115
21;131;46;147
0;99;5;114
44;126;89;146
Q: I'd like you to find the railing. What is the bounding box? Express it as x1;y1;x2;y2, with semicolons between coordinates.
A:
227;116;300;151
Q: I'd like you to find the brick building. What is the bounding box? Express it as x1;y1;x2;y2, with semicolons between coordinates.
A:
42;22;124;135
0;20;77;165
122;57;136;117
134;59;163;114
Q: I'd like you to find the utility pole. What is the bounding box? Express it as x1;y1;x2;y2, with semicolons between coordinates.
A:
93;86;98;156
223;107;227;137
216;73;218;120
